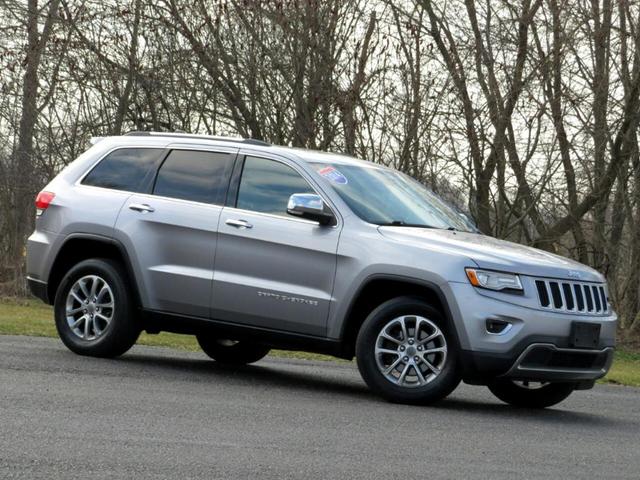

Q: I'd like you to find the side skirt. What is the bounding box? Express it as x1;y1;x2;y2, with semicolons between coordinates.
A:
141;309;352;360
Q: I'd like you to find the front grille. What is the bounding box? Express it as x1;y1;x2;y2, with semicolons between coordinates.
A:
535;279;608;314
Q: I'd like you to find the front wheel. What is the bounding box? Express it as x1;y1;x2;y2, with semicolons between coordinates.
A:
356;296;461;405
196;335;270;365
488;379;575;408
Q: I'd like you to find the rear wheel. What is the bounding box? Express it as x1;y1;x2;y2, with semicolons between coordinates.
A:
196;335;270;365
488;379;575;408
356;296;461;405
54;258;140;358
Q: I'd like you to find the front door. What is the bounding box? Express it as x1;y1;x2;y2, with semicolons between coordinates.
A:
211;155;340;336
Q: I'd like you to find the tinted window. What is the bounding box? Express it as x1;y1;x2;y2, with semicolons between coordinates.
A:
237;157;314;216
153;150;233;204
82;148;164;192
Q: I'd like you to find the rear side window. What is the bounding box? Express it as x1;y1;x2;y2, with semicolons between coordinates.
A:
153;150;234;205
236;156;314;216
82;148;164;193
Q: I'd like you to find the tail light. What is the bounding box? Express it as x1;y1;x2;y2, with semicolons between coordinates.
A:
35;191;55;216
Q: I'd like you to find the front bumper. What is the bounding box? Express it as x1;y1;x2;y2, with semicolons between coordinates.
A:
445;282;617;384
459;342;614;385
447;282;617;352
501;343;613;381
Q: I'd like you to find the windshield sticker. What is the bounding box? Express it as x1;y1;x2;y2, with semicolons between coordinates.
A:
318;166;348;184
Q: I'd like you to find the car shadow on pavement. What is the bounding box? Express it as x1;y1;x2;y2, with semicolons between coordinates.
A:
119;353;372;398
434;397;621;426
117;352;625;426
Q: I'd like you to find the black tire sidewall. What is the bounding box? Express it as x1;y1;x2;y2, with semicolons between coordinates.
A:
54;258;139;358
356;296;461;405
488;380;575;408
196;335;271;365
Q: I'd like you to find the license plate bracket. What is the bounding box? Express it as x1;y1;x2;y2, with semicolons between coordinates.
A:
570;321;601;349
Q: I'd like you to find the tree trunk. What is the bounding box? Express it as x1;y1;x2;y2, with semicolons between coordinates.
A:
8;0;60;294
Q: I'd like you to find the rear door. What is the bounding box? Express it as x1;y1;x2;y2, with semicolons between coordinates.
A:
75;147;166;238
114;146;237;317
211;154;341;336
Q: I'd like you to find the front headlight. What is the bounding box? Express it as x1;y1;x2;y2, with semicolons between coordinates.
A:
465;268;523;292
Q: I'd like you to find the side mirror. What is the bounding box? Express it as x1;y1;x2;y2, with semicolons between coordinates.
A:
287;193;335;226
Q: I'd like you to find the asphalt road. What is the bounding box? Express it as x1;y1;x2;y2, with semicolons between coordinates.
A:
1;335;638;479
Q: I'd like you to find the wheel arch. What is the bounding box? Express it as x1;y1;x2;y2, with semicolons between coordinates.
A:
338;275;462;359
47;234;141;308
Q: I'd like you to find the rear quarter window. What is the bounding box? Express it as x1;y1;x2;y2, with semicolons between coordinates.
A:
82;148;165;193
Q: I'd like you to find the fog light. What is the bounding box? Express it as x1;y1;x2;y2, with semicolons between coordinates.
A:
486;319;512;335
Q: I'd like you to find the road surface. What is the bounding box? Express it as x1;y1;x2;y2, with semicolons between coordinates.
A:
0;335;638;479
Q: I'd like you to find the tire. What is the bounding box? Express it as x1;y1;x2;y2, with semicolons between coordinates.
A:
54;258;140;358
196;335;270;365
488;380;575;408
356;296;461;405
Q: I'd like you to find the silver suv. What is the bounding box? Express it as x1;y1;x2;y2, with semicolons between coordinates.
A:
27;132;617;408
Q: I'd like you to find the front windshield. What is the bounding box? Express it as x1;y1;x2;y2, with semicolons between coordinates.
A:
311;162;474;232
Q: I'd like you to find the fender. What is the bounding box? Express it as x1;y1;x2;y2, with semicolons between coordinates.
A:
48;233;144;309
337;273;466;354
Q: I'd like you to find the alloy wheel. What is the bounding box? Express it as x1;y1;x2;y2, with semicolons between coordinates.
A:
374;315;447;388
65;275;114;341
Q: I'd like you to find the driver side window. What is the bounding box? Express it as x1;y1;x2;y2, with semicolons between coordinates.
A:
236;156;314;216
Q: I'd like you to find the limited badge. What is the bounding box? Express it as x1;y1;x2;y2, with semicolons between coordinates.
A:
318;166;348;184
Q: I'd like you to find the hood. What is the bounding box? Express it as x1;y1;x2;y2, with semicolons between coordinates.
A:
378;227;605;283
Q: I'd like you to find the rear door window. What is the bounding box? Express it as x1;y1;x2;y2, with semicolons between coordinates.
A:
82;148;164;193
153;150;234;205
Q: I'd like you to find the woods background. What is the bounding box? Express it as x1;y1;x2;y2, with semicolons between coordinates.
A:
1;0;639;340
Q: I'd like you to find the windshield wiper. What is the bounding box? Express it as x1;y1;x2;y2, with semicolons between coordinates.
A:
379;221;467;231
378;221;437;228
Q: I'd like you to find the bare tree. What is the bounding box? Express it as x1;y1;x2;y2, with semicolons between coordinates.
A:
3;0;60;293
1;0;640;336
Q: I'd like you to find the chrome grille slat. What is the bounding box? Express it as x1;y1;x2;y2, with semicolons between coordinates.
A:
584;285;593;312
561;283;575;311
592;286;601;311
534;279;608;315
549;282;563;309
573;284;585;311
558;283;568;311
544;282;552;308
599;287;607;309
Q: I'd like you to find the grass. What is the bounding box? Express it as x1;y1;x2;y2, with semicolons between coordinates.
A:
605;349;640;387
1;297;639;386
0;297;339;362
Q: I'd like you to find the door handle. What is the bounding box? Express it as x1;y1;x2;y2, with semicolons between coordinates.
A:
225;219;253;229
129;203;155;213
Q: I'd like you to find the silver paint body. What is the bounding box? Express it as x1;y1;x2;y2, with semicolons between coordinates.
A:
27;135;617;358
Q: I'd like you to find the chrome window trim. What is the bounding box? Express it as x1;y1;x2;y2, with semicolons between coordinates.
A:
75;145;168;188
221;206;337;227
123;191;226;211
75;144;239;206
73;144;342;226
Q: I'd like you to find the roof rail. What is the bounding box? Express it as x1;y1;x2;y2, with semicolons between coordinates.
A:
123;131;271;147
